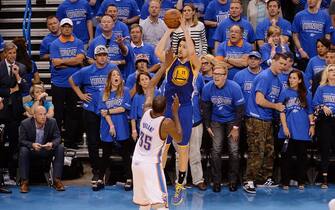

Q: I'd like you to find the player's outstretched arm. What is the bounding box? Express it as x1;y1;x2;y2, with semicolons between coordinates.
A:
149;49;174;89
155;28;174;62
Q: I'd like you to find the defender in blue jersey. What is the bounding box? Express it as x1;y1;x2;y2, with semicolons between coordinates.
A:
155;18;201;205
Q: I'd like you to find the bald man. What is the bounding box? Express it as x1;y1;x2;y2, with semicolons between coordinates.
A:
18;106;65;193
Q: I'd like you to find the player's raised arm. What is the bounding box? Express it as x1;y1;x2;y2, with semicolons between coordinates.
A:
162;94;183;142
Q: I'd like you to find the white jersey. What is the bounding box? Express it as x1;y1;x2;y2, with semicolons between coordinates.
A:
132;109;166;164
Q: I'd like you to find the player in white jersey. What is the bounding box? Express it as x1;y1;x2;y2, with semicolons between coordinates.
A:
132;52;183;210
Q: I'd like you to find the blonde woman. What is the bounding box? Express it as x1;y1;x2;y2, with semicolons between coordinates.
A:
98;69;132;191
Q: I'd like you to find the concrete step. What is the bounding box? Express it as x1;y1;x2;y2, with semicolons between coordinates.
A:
0;28;48;38
0;7;57;12
0;18;45;23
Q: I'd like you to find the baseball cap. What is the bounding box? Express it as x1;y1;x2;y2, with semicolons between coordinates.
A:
135;54;149;64
248;51;262;59
60;18;73;27
94;45;108;55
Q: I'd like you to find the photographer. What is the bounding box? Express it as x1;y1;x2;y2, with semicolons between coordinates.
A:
23;84;54;118
313;64;335;189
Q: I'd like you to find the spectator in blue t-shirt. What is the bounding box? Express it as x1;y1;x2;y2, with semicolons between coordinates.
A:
24;84;54;118
233;51;263;106
130;24;160;72
56;0;94;45
255;0;292;48
200;54;215;84
97;0;141;26
50;18;85;149
278;70;314;190
202;61;244;192
259;26;290;69
95;4;130;38
204;0;231;51
98;68;133;191
243;53;287;194
213;0;255;50
69;45;117;191
305;38;330;84
87;15;130;76
313;64;335;189
292;0;332;69
40;16;61;61
216;25;253;80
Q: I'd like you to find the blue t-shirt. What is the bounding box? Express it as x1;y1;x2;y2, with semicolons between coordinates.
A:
131;42;160;68
213;17;255;44
40;33;59;58
97;0;140;20
255;17;292;41
164;58;196;105
233;67;262;107
278;88;313;141
202;80;245;123
305;55;326;82
49;37;85;88
259;43;290;69
246;68;282;121
71;63;118;113
87;34;126;61
292;9;332;58
98;88;131;142
192;74;205;125
216;40;253;80
313;85;335;114
140;0;176;20
204;0;230;48
202;74;213;84
56;0;93;44
130;89;159;130
0;35;5;52
24;100;54;111
95;20;130;38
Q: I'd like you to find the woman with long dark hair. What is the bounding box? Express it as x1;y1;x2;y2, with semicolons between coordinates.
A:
12;37;40;97
278;70;314;190
98;69;132;191
130;72;159;141
313;64;335;189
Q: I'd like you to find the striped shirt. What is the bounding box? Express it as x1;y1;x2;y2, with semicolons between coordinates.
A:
171;21;208;56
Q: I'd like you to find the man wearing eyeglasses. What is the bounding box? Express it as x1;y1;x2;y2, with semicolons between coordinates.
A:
201;61;245;193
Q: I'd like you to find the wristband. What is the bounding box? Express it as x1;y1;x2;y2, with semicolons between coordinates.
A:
233;126;239;130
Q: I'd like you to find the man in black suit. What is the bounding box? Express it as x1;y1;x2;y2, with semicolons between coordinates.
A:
19;105;65;193
0;42;28;188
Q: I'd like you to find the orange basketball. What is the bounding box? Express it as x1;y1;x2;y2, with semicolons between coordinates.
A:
164;9;182;29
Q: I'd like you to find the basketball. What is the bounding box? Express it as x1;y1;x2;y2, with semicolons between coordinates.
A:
164;9;182;29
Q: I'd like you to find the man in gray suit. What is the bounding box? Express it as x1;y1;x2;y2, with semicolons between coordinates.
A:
18;106;65;193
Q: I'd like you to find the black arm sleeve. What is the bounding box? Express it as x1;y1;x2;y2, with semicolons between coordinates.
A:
201;100;212;129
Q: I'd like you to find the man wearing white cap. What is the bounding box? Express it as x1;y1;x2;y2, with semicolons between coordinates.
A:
69;45;118;190
50;18;85;149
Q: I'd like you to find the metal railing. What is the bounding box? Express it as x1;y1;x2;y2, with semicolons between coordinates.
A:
23;0;32;56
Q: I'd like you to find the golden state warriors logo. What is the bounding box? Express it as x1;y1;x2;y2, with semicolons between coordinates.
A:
172;65;189;86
